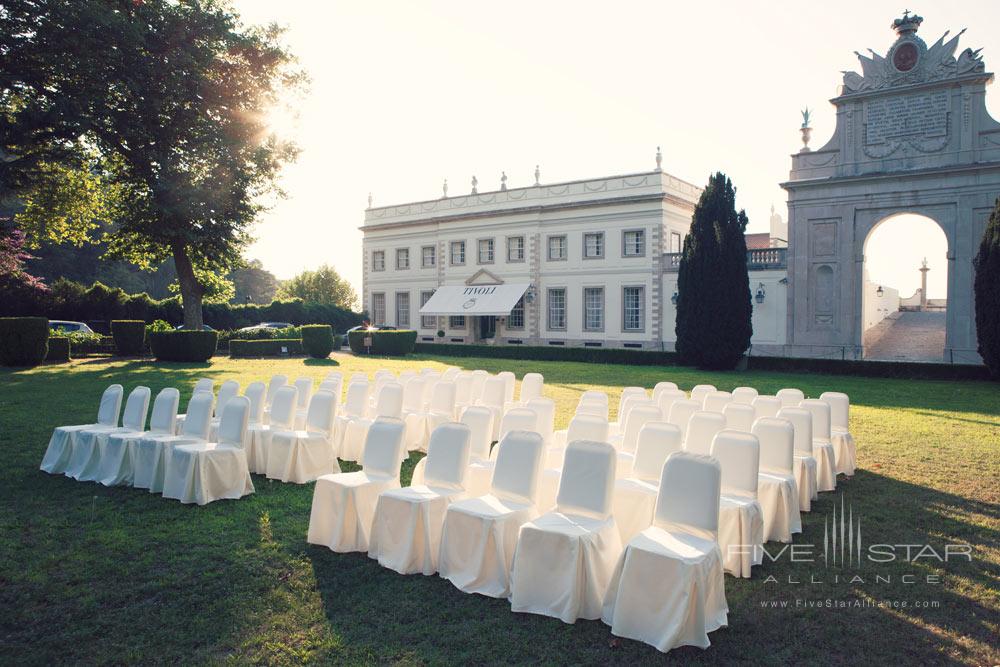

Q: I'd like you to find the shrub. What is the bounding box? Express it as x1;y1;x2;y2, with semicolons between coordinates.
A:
111;319;146;356
45;336;71;362
301;324;335;358
349;329;417;356
0;317;50;366
974;197;1000;378
148;330;218;362
229;338;303;358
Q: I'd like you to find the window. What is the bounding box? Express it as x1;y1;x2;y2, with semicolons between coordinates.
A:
395;291;410;327
670;231;682;253
584;232;604;259
420;290;436;329
507;236;525;262
396;248;410;270
450;241;466;265
508;296;525;329
547;288;566;330
623;229;645;257
584;287;604;331
547;235;567;260
421;245;436;268
478;238;494;264
449;315;466;329
372;250;385;272
623;286;645;331
372;293;386;325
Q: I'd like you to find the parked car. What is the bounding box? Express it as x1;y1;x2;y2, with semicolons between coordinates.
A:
237;321;294;332
340;325;376;349
175;324;215;331
49;320;95;334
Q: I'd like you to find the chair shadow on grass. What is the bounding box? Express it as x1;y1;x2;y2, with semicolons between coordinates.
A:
303;358;341;367
305;468;1000;664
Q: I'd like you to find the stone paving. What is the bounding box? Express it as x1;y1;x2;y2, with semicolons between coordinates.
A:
864;310;947;362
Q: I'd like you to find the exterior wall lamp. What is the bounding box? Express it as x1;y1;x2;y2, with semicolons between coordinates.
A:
525;285;536;304
755;282;766;305
876;285;884;297
671;291;678;306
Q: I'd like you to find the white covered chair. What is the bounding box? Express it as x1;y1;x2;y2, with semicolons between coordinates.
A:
368;422;472;575
246;385;297;475
683;411;726;456
821;391;856;476
690;384;716;405
99;388;179;487
292;376;314;429
261;374;287;425
243;381;267;431
731;386;758;405
266;390;339;483
307;418;407;553
612;388;648;435
656;389;687;424
800;399;837;492
41;384;123;475
611;403;662;479
441;367;460;382
722;403;755;433
509;440;621;623
469;370;489;405
319;376;343;406
652;381;679;404
667;399;701;440
411;405;494;494
602;451;727;653
416;381;459;452
133;391;213;492
752;395;782;420
453;372;475;412
162;396;254;505
332;381;369;450
398;369;417;386
525;397;556;445
575;400;609;421
400;377;427;449
341;383;403;462
518;373;544;405
498;407;538;443
612;422;683;543
702;391;733;413
66;386;151;482
497;371;516;408
752;417;801;543
776;387;805;408
175;378;214;432
711;431;764;578
778;406;818;512
476;376;507;440
439;430;545;597
546;413;609;469
207;380;240;441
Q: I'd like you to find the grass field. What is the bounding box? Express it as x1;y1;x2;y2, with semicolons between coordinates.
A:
1;353;998;665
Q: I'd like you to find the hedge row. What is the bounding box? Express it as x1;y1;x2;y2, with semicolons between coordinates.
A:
0;278;364;333
229;338;303;358
46;336;71;362
301;325;337;359
0;317;50;366
148;330;218;362
111;320;146;356
349;330;417;356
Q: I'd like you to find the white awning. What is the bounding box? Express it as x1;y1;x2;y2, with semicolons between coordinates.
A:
418;284;530;316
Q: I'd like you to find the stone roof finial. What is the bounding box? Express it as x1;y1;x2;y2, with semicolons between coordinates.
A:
471;175;478;194
655;146;662;172
500;171;508;191
534;165;540;185
367;192;373;209
442;178;448;198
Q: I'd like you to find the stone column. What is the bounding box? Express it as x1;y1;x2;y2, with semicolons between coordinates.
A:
919;257;929;310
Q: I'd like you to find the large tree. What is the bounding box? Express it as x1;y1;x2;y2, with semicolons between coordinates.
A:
973;197;1000;378
231;258;279;305
277;264;358;310
675;172;752;369
1;0;303;327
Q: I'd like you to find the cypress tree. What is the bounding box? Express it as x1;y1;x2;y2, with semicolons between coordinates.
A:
675;172;752;369
973;197;1000;378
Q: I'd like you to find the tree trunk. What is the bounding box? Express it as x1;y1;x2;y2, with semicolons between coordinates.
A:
172;242;204;329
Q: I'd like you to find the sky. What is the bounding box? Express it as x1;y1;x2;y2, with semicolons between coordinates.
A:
235;0;1000;301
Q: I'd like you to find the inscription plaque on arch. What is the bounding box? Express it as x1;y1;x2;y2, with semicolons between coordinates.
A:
865;91;949;145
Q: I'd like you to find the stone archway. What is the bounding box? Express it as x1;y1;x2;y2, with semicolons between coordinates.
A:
781;12;1000;364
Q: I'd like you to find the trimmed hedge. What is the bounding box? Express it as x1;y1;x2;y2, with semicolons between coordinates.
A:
45;336;71;362
413;342;678;366
349;330;417;356
229;338;304;358
148;330;218;362
301;325;336;359
0;317;50;366
111;320;146;356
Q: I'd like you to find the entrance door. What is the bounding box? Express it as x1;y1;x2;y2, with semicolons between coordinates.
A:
477;316;496;341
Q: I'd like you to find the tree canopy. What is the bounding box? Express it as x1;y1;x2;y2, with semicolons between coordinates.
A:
277;264;358;310
1;0;304;326
973;197;1000;378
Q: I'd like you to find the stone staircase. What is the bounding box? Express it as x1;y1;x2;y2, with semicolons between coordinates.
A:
864;311;947;362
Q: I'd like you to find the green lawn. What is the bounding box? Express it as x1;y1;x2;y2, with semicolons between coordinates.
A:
1;353;998;665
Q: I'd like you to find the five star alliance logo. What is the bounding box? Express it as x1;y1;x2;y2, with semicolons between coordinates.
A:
824;495;862;568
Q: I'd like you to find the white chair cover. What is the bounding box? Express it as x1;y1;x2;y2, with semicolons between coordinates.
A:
509;440;621;623
246;385;297;474
162;396;254;505
439;430;545;597
319;376;343;406
175;378;215;431
722;403;755;432
401;377;427;448
651;381;679;404
207;380;240;441
99;387;179;487
133;391;212;492
498;408;538;443
307;418;407;553
689;384;716;405
411;404;495;493
579;390;609;408
612;404;662;480
656;389;687;425
800;399;837;492
776;387;805;408
752;417;802;542
67;385;150;481
267;390;339;483
518;373;544;404
497;371;516;407
612;422;682;543
731;386;758;405
821;391;856;476
575;400;609;421
779;406;818;511
441;367;460;382
261;375;286;425
40;384;123;475
293;376;313;429
711;431;764;578
244;382;266;426
683;411;725;456
453;372;475;410
525;397;556;445
546;413;609;469
469;370;489;404
333;381;369;449
666;399;701;440
612;391;649;436
752;396;782;420
368;422;471;575
702;391;733;413
421;381;458;451
477;377;507;440
341;383;403;462
602;452;727;653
